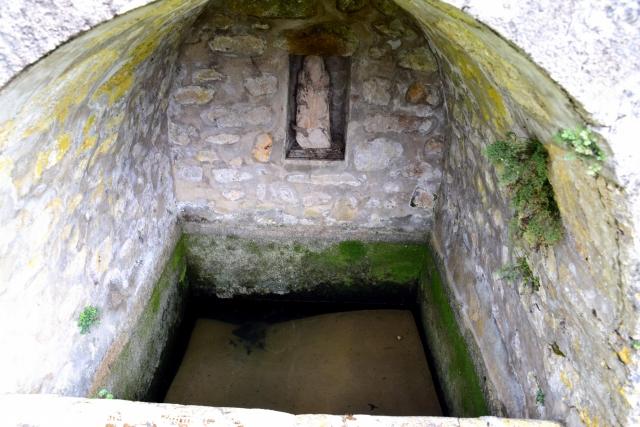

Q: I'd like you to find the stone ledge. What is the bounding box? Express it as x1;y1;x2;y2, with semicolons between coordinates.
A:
1;394;561;427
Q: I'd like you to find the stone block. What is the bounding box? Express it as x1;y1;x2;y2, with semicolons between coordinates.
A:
206;134;240;145
363;77;393;106
173;86;215;105
209;35;266;56
244;75;278;97
252;133;273;163
354;138;404;171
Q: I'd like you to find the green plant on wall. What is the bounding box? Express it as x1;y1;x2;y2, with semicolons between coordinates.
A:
96;388;114;399
485;133;563;247
498;257;540;292
78;306;99;334
535;388;545;406
556;127;605;176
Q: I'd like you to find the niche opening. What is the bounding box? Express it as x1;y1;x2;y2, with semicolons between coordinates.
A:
285;55;350;161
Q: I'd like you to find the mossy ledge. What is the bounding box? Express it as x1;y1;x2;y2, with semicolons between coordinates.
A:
185;234;428;301
418;248;489;416
93;237;189;401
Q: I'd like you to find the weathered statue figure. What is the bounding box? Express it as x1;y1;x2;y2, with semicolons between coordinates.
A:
294;55;332;149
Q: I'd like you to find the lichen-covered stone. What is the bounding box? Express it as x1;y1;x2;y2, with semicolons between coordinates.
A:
397;46;438;72
371;0;402;16
406;82;442;107
372;19;406;38
336;0;367;13
192;68;224;83
168;122;199;146
244;75;278;97
228;0;317;19
209;35;266;56
363;114;427;133
410;187;434;209
252;133;273;163
174;86;215;105
185;234;429;298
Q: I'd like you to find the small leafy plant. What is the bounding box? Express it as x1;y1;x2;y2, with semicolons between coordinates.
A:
498;257;540;292
486;133;563;247
78;306;99;334
97;388;114;399
556;127;605;176
535;388;545;406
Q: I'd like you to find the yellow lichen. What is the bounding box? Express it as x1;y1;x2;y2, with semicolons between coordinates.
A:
67;194;84;213
79;136;98;153
560;371;573;390
579;408;600;427
0;119;16;150
55;133;72;162
0;156;13;176
617;346;632;365
82;115;96;136
34;151;51;179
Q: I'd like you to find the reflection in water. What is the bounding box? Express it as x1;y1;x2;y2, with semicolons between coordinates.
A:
164;310;442;416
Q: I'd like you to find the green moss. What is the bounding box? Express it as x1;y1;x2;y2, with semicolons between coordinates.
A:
371;0;402;16
498;256;540;292
186;235;428;299
369;243;428;283
420;251;488;416
338;240;367;261
486;133;563;247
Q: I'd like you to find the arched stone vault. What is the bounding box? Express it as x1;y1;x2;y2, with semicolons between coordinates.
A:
0;1;638;426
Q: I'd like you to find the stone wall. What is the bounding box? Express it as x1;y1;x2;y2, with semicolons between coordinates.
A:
1;394;562;427
169;0;445;236
0;1;639;426
185;232;428;299
399;2;640;426
0;0;207;396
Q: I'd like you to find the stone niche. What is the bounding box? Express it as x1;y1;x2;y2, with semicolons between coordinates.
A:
285;54;350;160
169;0;445;238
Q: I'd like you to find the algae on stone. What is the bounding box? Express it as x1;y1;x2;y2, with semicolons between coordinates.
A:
91;237;189;401
185;234;428;299
418;249;488;416
397;46;439;73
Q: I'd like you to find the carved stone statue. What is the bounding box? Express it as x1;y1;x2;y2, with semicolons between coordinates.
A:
294;56;332;149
